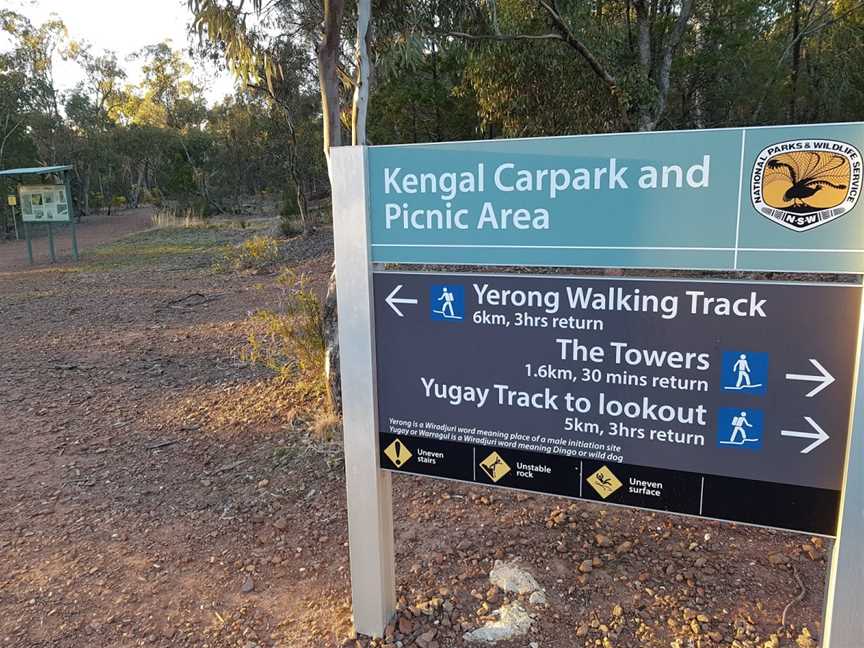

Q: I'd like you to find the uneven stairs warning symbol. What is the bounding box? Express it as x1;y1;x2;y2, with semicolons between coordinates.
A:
384;438;412;468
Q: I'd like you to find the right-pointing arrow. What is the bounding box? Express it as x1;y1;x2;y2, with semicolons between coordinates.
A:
781;416;830;454
785;358;835;397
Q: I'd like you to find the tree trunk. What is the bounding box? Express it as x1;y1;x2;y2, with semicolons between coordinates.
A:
789;0;802;121
323;261;341;414
320;0;348;414
319;0;345;164
130;163;146;209
352;0;372;146
82;171;91;218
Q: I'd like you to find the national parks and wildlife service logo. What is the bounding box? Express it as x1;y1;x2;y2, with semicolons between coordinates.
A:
751;139;862;231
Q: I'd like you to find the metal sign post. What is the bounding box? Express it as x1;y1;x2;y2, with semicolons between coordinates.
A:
331;123;864;644
331;147;396;637
822;304;864;645
64;171;79;261
47;222;55;263
23;217;33;265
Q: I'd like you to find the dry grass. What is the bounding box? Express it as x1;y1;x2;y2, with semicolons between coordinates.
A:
151;207;209;229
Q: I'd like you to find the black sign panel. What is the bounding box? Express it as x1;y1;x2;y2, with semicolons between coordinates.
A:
373;272;862;535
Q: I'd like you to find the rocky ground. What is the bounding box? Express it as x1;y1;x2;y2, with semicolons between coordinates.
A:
0;217;831;648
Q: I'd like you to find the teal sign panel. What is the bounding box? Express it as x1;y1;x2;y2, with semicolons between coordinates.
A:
367;123;864;272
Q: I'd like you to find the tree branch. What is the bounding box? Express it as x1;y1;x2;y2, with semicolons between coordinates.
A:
447;31;563;42
536;0;633;129
652;0;696;129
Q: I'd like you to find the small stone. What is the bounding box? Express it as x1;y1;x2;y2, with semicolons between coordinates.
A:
595;534;613;548
616;541;633;554
398;616;413;634
612;604;623;617
241;575;255;593
578;560;593;573
257;479;270;488
529;590;547;606
488;560;542;594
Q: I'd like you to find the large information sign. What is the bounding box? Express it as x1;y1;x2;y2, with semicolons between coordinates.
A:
19;184;71;223
374;272;861;535
368;122;864;272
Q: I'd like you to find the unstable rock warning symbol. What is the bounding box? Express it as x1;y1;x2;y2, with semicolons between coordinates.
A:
480;451;511;483
384;438;412;468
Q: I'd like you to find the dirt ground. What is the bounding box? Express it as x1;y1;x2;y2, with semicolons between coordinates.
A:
0;218;833;648
0;209;155;272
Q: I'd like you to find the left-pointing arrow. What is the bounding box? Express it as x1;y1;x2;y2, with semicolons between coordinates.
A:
781;416;830;454
385;284;418;317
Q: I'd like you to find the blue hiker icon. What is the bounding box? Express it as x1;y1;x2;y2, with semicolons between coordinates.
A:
430;285;464;321
721;351;768;395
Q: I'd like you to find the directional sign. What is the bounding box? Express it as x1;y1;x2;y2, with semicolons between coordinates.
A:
384;284;418;317
782;417;831;454
786;359;836;397
368;122;864;273
373;272;862;535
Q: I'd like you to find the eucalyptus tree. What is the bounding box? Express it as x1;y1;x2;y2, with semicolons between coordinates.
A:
188;0;374;412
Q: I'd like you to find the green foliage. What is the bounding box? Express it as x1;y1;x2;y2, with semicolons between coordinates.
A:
242;271;327;401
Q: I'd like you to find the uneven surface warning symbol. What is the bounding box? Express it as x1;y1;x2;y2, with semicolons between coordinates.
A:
479;451;511;483
384;438;412;468
587;466;623;499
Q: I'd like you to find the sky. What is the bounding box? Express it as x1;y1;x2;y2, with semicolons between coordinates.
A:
3;0;237;105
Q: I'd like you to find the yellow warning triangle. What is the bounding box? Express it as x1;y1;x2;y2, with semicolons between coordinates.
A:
587;465;623;499
383;438;412;468
479;451;511;483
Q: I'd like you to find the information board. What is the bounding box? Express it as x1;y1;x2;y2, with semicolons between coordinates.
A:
373;271;862;535
19;184;71;223
367;122;864;272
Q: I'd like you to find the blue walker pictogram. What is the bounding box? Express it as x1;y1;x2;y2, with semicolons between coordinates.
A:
430;284;464;321
717;408;764;451
721;351;768;395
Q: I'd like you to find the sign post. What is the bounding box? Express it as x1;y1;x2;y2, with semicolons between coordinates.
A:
47;222;55;263
332;147;396;637
332;123;864;644
822;307;864;645
23;217;33;265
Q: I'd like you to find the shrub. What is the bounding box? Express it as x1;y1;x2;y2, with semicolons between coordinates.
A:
217;235;281;273
280;214;304;237
279;190;307;237
242;271;327;402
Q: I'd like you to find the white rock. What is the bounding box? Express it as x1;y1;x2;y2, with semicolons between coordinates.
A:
528;591;547;606
488;560;541;595
464;602;533;643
